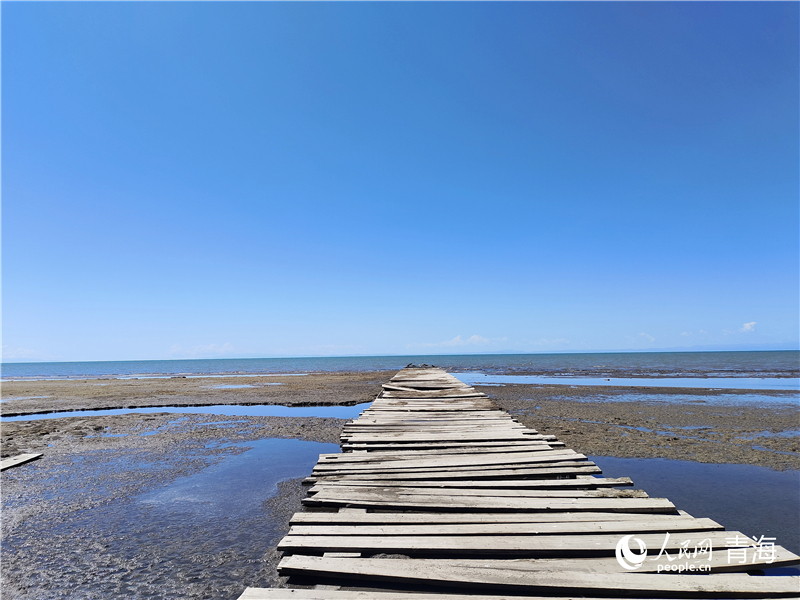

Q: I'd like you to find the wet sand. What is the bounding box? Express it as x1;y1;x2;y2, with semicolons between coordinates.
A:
1;373;798;598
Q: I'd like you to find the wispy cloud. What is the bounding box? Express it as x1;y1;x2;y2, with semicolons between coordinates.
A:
168;342;236;358
638;332;656;342
740;322;756;332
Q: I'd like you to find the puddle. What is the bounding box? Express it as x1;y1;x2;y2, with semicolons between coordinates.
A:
737;429;800;441
211;384;254;389
137;438;335;516
2;438;337;599
591;456;800;556
208;383;282;389
1;402;373;422
454;372;800;392
523;390;797;407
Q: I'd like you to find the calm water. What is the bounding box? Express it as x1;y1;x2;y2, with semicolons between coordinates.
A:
1;403;373;422
454;372;800;392
591;456;800;557
3;351;798;380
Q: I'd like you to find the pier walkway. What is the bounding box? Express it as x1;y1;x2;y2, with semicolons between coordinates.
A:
239;367;799;599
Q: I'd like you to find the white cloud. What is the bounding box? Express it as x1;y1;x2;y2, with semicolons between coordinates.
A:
638;332;656;342
741;322;756;332
169;342;236;358
681;332;690;337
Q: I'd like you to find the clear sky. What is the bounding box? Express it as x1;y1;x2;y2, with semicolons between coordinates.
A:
3;2;798;362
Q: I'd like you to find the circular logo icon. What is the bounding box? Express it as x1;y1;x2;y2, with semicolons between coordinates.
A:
616;535;647;570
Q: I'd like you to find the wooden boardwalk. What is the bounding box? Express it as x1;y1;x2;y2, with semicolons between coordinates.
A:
239;367;800;599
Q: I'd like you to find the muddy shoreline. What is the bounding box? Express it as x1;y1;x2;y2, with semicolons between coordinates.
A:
1;370;396;418
2;372;798;599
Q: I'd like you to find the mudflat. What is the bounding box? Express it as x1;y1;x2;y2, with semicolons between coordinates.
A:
1;372;797;599
1;370;395;417
482;383;800;471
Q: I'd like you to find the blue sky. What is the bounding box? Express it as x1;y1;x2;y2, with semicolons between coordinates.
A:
3;2;798;362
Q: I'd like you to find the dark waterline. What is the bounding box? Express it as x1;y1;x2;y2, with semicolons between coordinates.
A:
3;350;798;380
591;456;800;556
0;403;373;422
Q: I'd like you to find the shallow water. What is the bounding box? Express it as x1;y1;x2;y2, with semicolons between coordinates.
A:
1;402;373;422
595;391;798;406
2;438;338;599
454;372;800;391
591;456;800;556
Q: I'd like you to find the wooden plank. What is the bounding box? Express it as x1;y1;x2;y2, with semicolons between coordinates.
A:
320;445;558;461
313;450;585;472
238;589;634;600
278;555;800;595
288;517;724;537
307;464;603;482
341;433;548;443
307;485;647;499
341;440;560;451
0;453;43;471
311;460;598;477
279;531;750;556
290;511;704;525
302;494;676;513
306;477;633;489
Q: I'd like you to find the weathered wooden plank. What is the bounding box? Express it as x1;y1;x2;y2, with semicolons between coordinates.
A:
321;445;558;461
302;494;676;513
306;476;632;489
279;530;748;556
341;439;560;451
307;464;603;482
289;511;702;525
307;485;647;499
0;453;43;471
313;450;584;472
277;555;800;595
312;460;597;478
238;589;632;600
341;433;548;443
288;516;723;537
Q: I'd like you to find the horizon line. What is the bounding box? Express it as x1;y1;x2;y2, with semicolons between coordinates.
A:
3;346;799;365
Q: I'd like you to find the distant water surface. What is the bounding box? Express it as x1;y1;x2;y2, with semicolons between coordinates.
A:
3;351;798;380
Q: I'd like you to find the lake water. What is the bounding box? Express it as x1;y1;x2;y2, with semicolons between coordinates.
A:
454;372;800;391
3;350;798;380
1;403;373;422
591;456;800;557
